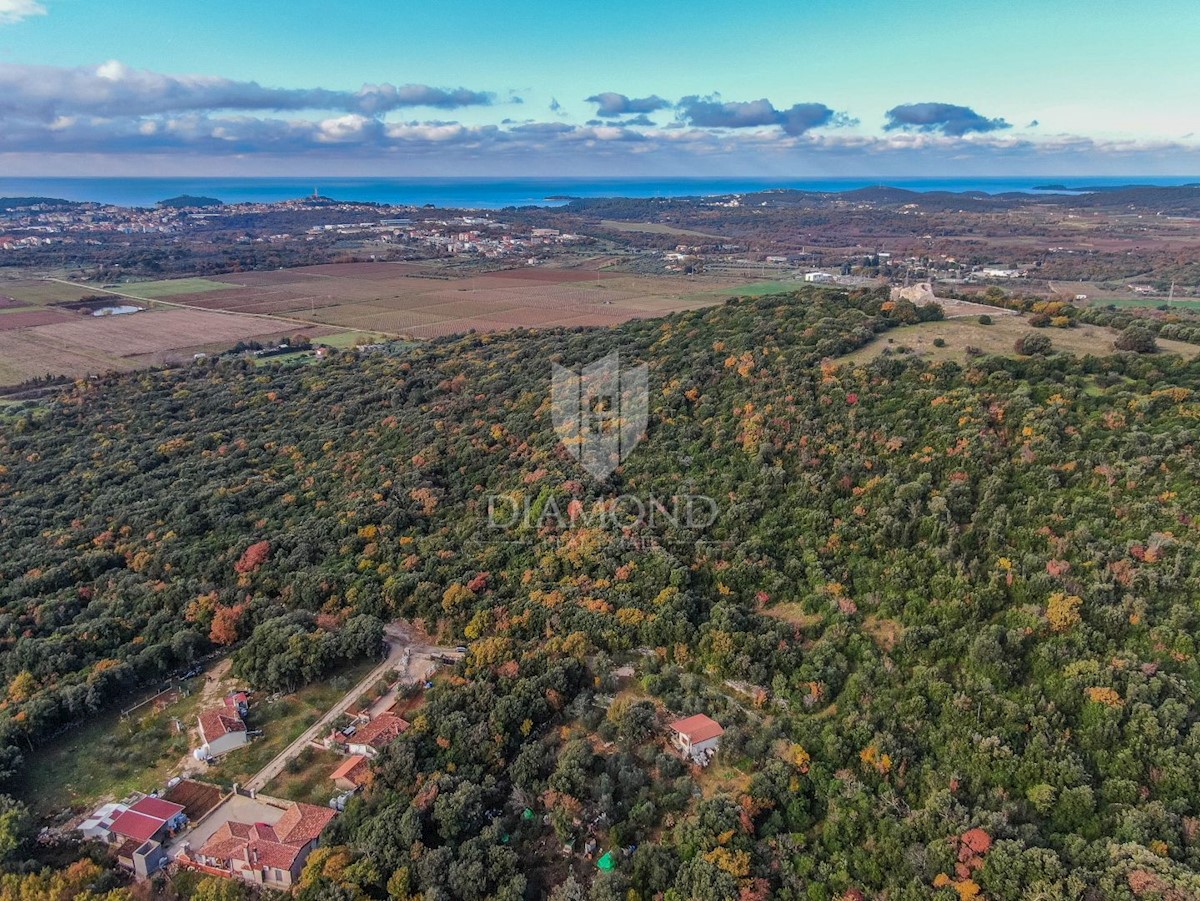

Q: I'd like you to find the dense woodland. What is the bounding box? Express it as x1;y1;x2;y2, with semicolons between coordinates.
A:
3;287;1200;898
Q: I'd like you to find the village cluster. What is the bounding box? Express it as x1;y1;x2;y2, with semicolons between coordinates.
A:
67;671;727;891
0;198;584;260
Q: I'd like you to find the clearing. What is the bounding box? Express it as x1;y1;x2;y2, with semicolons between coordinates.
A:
840;314;1200;366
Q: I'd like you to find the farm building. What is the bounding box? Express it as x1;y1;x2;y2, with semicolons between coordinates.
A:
803;272;835;283
197;707;248;758
668;714;725;764
330;754;370;791
190;801;336;889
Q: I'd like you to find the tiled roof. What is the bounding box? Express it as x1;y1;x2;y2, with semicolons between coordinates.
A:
668;714;724;744
330;754;369;785
275;802;336;845
198;708;246;742
352;713;409;749
129;796;184;821
110;809;166;843
196;802;336;873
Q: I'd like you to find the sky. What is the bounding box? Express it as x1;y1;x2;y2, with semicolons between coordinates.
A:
1;0;1198;176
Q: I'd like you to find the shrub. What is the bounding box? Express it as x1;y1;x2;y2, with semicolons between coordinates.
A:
1114;325;1158;353
1015;333;1053;356
978;314;993;325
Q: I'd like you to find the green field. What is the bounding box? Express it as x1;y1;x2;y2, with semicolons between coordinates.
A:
841;314;1200;366
0;280;98;305
12;658;374;819
319;331;396;349
113;277;240;299
12;680;210;818
682;280;809;301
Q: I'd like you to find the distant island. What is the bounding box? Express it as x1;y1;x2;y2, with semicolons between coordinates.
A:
156;195;224;209
1033;182;1200;193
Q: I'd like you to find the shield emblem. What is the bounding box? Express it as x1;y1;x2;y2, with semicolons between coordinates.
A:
552;352;648;480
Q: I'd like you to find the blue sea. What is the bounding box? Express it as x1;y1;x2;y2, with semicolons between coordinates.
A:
0;176;1197;209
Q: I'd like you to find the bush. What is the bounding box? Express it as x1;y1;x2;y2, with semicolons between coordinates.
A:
1015;333;1053;356
1114;324;1158;353
978;314;993;325
932;338;947;348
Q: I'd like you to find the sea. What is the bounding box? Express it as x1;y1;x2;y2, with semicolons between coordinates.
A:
0;176;1197;210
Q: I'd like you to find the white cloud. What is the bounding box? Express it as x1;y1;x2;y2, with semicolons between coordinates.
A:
0;60;496;119
0;0;45;25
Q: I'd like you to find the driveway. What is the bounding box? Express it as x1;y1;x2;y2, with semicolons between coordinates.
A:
242;621;459;792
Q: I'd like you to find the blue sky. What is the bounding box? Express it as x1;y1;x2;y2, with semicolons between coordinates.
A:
1;0;1198;175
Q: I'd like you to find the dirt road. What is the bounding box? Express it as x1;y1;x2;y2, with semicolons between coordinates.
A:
243;622;457;792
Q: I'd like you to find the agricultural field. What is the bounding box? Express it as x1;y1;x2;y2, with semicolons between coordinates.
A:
110;262;744;339
0;276;354;387
597;219;726;239
840;314;1200;366
113;277;242;300
0;307;331;386
0;265;777;387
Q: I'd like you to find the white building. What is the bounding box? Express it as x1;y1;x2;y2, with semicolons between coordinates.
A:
669;714;725;764
197;708;247;758
803;272;836;284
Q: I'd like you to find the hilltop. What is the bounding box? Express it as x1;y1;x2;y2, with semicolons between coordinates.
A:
2;289;1200;897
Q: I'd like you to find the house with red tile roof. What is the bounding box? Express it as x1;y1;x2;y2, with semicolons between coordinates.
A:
197;707;248;758
192;801;336;890
110;796;187;844
105;795;186;879
346;713;409;759
668;714;724;764
329;754;370;791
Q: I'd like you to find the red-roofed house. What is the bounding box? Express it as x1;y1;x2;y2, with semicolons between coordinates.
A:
192;802;336;889
198;707;248;758
346;713;409;759
111;796;186;844
330;754;370;791
108;795;186;879
668;714;724;763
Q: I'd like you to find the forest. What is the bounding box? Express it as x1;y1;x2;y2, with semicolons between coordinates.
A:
2;286;1200;899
